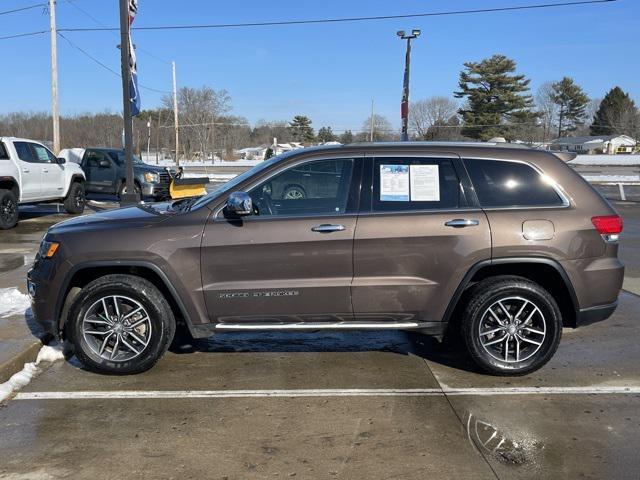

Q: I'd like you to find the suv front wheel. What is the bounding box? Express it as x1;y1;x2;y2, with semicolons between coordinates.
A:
67;274;176;374
461;275;562;376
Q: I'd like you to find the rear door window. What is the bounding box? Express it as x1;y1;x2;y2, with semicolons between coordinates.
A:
465;159;564;208
13;142;36;162
371;157;461;212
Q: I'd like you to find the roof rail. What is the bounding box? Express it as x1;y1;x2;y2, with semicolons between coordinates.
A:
344;141;532;149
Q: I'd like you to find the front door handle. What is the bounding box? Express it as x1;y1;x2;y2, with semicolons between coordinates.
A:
22;168;30;173
311;224;346;233
444;219;479;228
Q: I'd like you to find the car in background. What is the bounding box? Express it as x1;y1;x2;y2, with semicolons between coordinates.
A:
0;137;86;229
59;147;171;201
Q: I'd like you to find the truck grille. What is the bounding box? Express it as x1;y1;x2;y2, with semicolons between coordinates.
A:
155;171;171;199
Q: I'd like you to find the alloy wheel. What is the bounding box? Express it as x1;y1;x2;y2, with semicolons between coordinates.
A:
82;295;152;362
0;196;16;224
478;296;546;363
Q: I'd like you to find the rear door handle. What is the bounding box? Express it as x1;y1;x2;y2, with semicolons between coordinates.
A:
22;168;30;173
444;219;479;228
311;224;346;233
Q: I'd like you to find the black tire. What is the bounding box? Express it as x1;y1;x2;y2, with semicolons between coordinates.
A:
63;181;86;214
67;274;176;375
117;181;141;200
0;189;19;230
461;275;562;376
282;184;306;200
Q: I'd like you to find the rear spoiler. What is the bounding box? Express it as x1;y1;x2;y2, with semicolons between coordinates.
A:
551;152;577;162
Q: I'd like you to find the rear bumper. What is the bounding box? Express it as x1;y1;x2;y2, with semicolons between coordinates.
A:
576;300;618;327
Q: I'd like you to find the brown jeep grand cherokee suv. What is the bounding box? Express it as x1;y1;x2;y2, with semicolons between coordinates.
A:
28;142;624;375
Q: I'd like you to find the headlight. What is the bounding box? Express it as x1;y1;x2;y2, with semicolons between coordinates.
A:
144;172;159;183
39;241;59;259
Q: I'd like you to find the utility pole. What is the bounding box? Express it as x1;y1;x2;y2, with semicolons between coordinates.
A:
146;120;151;162
49;0;60;154
155;110;161;164
370;99;375;142
119;0;138;205
397;29;421;142
172;61;180;166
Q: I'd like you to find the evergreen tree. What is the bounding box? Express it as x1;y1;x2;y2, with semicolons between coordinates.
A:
590;86;639;136
338;130;354;144
454;54;535;141
551;77;589;138
288;115;315;143
317;126;337;143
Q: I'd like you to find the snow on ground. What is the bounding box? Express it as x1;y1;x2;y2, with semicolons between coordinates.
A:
0;288;31;318
144;159;262;168
0;344;65;403
570;155;640;166
582;175;640;184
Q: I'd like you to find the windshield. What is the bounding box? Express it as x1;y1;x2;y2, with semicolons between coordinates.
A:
109;151;144;165
189;153;292;210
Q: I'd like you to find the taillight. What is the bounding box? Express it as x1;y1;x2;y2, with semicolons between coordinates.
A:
591;215;623;235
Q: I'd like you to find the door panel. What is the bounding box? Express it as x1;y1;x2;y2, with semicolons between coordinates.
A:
201;215;356;323
12;141;43;201
31;144;63;198
83;150;116;192
352;155;491;324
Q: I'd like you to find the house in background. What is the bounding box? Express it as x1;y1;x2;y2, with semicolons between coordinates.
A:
550;135;637;154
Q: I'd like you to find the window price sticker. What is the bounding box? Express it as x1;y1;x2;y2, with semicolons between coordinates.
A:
380;164;410;201
410;164;440;201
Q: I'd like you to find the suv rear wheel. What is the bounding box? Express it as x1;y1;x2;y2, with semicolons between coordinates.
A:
0;189;19;229
67;274;176;374
461;275;562;376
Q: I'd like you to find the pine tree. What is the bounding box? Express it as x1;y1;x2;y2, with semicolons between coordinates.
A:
551;77;589;138
454;54;536;141
590;86;639;136
317;126;337;143
288;115;315;143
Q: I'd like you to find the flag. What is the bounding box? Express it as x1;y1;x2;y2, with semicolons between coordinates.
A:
128;0;141;116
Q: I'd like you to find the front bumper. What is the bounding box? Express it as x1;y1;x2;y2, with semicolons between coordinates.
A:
27;262;60;338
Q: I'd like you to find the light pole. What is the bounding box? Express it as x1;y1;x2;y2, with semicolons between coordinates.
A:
397;29;421;142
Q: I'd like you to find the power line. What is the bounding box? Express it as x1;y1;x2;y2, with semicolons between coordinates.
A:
0;2;46;16
57;0;617;32
0;30;47;40
57;32;170;94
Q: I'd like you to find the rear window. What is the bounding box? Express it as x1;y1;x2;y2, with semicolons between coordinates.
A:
465;159;564;208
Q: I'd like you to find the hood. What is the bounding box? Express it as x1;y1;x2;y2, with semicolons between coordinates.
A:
48;203;174;234
135;164;169;173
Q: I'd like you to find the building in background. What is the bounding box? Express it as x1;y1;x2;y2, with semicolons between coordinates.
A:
550;135;637;154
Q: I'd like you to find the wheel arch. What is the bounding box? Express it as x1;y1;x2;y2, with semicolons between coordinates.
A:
443;257;579;329
57;261;194;337
0;176;20;199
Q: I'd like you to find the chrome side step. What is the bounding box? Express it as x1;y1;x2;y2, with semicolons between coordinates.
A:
213;322;421;331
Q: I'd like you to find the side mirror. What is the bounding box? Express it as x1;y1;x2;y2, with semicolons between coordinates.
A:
56;157;66;165
99;159;110;168
225;191;253;217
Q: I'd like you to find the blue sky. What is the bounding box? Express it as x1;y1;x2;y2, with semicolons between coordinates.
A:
2;0;638;131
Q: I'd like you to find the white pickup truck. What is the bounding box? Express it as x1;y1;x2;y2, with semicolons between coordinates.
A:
0;137;86;229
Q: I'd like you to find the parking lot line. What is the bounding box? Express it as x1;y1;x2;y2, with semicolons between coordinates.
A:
13;385;640;400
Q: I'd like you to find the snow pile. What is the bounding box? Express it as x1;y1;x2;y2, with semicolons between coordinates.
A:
0;344;65;403
144;159;262;168
570;155;640;166
582;175;640;183
0;288;31;318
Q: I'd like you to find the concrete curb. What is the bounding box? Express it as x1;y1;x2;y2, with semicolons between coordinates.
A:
0;339;43;384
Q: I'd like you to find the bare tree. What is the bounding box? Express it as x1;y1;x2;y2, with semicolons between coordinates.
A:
358;114;395;141
162;86;231;159
409;97;458;139
536;82;557;143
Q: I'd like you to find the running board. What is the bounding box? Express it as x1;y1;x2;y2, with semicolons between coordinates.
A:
213;322;421;331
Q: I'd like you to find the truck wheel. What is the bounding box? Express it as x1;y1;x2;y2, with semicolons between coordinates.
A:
461;275;562;376
0;189;19;229
67;274;176;375
63;182;86;214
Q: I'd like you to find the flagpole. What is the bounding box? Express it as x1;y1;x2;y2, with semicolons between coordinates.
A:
119;0;139;205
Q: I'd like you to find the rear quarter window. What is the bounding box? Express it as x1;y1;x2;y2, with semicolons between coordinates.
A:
0;142;8;160
465;158;564;208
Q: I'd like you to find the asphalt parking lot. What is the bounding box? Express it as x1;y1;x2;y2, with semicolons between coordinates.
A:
1;200;639;479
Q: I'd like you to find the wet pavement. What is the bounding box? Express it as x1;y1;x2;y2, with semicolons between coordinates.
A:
0;202;639;479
